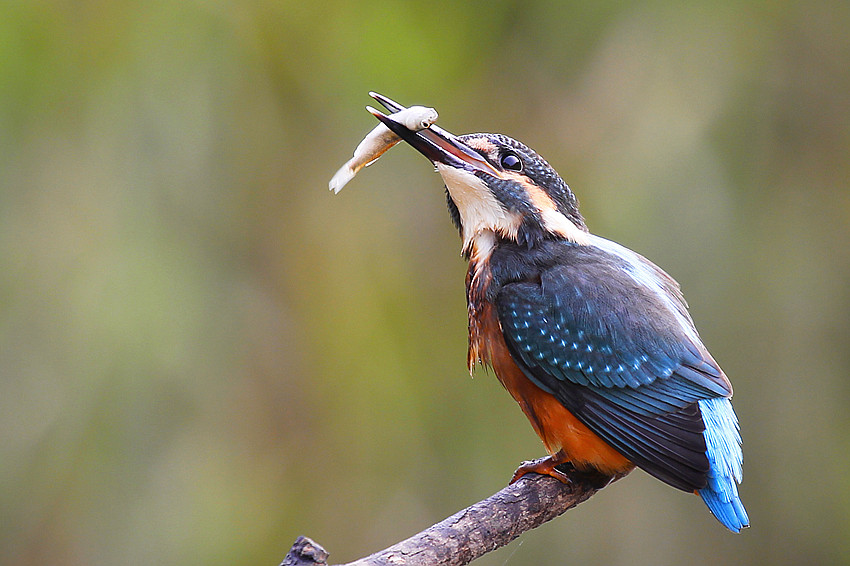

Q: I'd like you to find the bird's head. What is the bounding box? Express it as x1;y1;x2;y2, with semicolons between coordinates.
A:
370;93;588;257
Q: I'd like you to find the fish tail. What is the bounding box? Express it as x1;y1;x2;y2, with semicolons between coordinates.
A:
329;164;356;193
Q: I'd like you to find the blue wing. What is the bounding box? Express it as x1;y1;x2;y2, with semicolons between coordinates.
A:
494;242;735;494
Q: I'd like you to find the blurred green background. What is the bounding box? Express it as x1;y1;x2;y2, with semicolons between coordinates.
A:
2;1;849;565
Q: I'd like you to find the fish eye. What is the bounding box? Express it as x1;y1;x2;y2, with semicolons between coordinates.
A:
500;152;523;171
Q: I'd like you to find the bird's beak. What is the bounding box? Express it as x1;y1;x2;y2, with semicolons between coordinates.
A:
368;92;502;178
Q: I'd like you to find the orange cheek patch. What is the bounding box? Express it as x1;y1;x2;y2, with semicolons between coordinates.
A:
503;173;590;245
520;179;559;213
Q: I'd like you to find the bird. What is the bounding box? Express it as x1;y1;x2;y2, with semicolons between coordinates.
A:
366;93;749;533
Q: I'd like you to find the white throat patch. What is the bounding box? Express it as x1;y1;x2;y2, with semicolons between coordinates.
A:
437;164;522;253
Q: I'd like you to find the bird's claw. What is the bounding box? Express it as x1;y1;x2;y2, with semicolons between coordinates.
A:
510;456;572;485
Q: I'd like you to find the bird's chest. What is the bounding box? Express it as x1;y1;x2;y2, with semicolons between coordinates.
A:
465;256;536;417
465;254;495;372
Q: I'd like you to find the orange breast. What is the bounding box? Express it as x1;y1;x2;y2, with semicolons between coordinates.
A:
474;302;634;476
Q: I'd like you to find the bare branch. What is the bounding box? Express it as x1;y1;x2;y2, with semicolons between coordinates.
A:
281;465;624;566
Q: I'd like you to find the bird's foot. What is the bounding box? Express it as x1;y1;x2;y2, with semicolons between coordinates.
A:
510;455;572;485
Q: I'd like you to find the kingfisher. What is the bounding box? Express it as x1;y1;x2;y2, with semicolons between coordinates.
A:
366;93;749;532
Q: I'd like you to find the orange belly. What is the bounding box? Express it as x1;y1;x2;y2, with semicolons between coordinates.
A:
475;303;633;476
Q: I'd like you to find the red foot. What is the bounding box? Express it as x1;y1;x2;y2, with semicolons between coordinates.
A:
510;454;571;484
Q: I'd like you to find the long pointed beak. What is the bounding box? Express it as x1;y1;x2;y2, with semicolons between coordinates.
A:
368;92;502;178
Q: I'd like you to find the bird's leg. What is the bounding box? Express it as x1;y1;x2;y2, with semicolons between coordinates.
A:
510;450;572;484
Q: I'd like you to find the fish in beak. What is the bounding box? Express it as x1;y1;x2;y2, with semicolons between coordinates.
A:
368;92;502;178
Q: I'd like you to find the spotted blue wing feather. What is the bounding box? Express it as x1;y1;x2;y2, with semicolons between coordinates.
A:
493;242;748;531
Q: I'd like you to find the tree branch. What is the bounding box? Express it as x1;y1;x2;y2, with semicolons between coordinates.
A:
281;464;624;566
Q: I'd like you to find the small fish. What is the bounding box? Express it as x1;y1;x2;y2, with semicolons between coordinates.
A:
329;105;438;193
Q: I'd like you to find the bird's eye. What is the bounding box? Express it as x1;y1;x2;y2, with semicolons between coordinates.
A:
500;152;523;171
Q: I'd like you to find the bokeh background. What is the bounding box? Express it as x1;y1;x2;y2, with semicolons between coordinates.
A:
3;1;849;565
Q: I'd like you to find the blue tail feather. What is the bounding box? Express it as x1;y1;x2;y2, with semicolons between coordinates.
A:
697;397;749;532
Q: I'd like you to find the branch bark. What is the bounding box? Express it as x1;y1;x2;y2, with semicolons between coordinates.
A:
281;464;624;566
